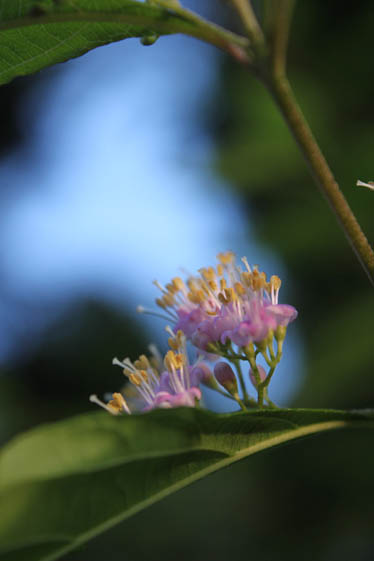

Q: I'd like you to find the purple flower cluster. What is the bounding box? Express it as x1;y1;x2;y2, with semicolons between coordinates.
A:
91;252;298;414
156;252;297;351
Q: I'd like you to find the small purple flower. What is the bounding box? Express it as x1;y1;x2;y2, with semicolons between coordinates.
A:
175;307;208;338
153;387;202;408
264;304;298;327
90;331;202;415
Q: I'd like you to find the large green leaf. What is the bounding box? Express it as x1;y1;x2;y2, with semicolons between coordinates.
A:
0;0;248;86
0;407;373;561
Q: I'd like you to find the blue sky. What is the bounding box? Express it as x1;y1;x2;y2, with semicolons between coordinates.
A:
0;33;303;404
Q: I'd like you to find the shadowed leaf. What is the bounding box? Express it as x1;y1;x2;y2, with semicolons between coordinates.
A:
0;406;373;561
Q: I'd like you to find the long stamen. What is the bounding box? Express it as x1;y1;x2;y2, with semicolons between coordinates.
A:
165;325;176;337
137;305;178;322
357;179;374;191
241;256;252;273
89;394;131;415
89;394;113;413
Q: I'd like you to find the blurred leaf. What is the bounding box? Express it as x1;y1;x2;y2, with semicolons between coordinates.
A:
0;0;246;86
0;407;373;561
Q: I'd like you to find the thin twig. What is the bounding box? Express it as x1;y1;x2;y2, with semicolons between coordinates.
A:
265;73;374;285
264;0;295;76
229;0;265;50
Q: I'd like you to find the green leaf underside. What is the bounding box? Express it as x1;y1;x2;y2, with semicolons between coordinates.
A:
0;408;373;561
0;0;247;86
0;1;169;85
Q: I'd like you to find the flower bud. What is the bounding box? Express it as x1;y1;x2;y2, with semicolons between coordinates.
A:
275;325;287;342
214;362;238;396
249;365;267;388
190;363;218;390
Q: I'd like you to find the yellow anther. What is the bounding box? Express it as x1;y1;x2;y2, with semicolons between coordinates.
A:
206;309;218;316
199;266;216;282
123;367;133;378
172;277;185;291
218;292;229;305
208;280;218;291
188;289;205;304
156;297;167;309
270;275;281;290
165;282;177;294
140;369;149;382
220;278;227;290
164;350;177;371
134;355;150;371
251;269;266;291
168;337;179;350
241;271;252;286
173;353;185;369
234;281;246;296
107;392;127;414
176;329;184;343
224;287;236;302
163;293;175;307
217;251;235;265
216;264;224;277
129;373;142;386
252;276;262;291
139;354;150;368
164;350;185;371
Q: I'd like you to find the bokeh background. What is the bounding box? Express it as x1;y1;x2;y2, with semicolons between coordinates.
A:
0;1;373;560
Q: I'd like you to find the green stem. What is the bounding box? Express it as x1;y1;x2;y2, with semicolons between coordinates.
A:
260;365;276;389
229;0;265;50
263;0;295;77
257;386;264;408
264;72;374;286
227;352;248;361
236;396;248;411
264;388;277;408
261;350;273;367
244;352;264;408
233;359;249;402
267;339;276;362
212;386;237;401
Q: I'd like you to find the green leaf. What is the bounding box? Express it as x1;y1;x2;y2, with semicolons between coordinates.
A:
0;0;248;86
0;407;373;561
